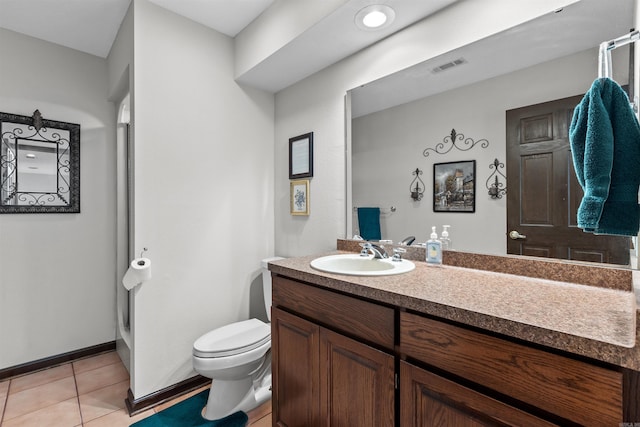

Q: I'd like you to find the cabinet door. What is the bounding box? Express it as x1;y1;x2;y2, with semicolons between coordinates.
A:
400;362;558;427
272;307;320;427
320;328;395;427
400;312;623;425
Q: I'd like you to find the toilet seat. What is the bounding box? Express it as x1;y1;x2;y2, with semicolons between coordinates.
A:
194;318;270;358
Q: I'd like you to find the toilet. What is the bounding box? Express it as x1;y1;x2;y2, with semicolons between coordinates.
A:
192;257;282;421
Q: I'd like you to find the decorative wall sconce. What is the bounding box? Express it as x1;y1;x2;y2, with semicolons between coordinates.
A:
423;128;489;157
410;168;425;201
486;158;507;199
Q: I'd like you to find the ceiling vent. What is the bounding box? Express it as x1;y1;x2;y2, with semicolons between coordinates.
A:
431;58;467;73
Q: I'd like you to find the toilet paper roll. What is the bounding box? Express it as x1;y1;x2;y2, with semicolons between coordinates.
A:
122;257;152;290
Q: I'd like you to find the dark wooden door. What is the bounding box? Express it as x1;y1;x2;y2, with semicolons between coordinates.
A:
399;362;559;427
272;307;320;427
506;96;630;265
320;328;395;427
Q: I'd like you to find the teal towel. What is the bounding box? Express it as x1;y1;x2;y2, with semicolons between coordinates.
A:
569;78;640;236
357;207;381;240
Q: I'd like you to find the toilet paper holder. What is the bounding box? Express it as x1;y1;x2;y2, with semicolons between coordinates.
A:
122;248;152;291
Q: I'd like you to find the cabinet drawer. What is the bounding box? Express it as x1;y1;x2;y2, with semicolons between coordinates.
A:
400;311;623;426
400;361;559;426
273;275;394;349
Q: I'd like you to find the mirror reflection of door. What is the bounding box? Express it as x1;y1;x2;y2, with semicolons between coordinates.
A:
506;95;630;265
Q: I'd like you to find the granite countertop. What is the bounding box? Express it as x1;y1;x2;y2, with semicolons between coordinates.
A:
268;251;640;371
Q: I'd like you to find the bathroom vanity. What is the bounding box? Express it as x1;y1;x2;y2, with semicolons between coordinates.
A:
268;243;639;426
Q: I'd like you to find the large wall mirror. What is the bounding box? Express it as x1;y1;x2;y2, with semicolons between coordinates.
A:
0;110;80;213
348;0;636;267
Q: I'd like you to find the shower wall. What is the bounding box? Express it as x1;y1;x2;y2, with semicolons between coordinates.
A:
115;94;132;373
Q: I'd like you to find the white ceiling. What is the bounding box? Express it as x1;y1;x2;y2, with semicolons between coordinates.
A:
0;0;458;91
0;0;132;58
234;0;459;92
147;0;275;38
0;0;633;97
351;0;636;117
0;0;273;57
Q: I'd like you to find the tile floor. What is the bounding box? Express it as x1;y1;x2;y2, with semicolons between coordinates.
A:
0;351;271;426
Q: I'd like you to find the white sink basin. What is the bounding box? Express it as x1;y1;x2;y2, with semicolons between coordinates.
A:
310;254;415;276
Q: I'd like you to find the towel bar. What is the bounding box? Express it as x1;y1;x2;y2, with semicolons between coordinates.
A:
353;206;396;213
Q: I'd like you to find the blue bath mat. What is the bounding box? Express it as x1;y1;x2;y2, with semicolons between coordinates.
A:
130;390;248;427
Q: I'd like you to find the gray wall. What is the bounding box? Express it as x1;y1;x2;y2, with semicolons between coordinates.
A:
0;28;117;369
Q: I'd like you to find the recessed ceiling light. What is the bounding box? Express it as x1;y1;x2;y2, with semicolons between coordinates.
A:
363;10;387;27
355;5;395;31
26;153;36;159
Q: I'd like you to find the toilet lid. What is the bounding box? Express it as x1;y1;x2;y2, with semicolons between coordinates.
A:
193;318;270;358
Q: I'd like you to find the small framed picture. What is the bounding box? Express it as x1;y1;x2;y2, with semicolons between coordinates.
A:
290;179;310;216
433;160;476;213
289;132;313;179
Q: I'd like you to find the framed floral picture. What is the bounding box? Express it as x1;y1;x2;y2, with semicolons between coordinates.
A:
290;179;310;215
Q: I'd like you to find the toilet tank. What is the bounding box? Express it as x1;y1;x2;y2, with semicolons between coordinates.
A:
261;257;284;321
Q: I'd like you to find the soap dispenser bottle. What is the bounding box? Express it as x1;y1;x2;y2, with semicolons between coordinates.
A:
441;225;451;250
426;226;442;265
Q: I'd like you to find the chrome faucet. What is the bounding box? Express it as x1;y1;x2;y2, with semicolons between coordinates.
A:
360;242;388;259
392;247;407;262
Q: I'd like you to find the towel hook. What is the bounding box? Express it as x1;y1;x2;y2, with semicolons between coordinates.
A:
140;247;148;258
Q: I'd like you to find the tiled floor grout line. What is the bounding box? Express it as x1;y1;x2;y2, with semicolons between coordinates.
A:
75;359;126;426
1;352;272;426
70;361;84;427
1;377;10;425
2;366;78;425
1;358;120;425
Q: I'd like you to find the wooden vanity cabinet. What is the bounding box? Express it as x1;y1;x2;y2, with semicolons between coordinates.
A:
400;311;626;426
272;273;638;426
272;275;395;427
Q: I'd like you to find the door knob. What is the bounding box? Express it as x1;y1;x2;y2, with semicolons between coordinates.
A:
509;230;527;240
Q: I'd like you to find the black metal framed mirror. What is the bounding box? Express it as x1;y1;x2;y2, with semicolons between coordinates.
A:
0;110;80;213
